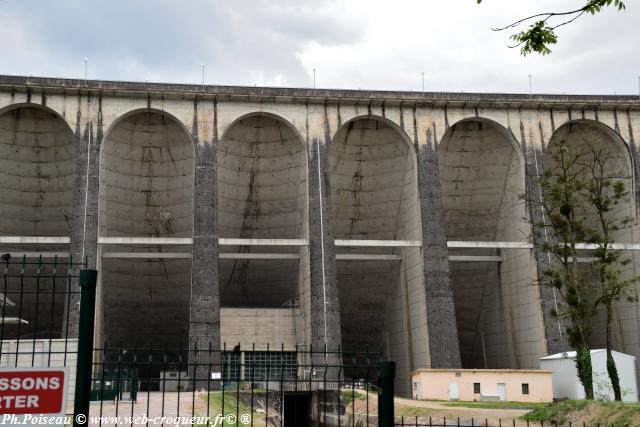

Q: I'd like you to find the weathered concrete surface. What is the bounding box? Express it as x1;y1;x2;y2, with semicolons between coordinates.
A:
1;75;640;395
417;126;461;369
307;105;341;352
99;109;194;347
439;119;544;370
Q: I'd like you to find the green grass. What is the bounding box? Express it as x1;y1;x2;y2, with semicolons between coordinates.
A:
523;400;640;425
340;388;371;404
200;391;268;427
444;401;546;410
395;405;437;417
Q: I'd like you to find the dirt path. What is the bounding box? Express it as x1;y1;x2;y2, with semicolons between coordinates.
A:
349;395;534;426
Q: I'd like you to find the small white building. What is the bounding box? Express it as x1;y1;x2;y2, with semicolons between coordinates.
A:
539;350;638;402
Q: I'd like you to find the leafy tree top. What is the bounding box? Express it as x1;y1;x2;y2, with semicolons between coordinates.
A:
477;0;626;55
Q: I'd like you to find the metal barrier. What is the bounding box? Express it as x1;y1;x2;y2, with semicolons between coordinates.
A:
87;343;384;426
0;255;87;416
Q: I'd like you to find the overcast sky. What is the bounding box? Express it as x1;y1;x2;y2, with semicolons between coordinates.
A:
0;0;637;94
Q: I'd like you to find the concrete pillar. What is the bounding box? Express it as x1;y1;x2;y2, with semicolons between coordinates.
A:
519;120;566;355
66;94;101;338
415;126;461;368
189;101;221;384
307;105;342;352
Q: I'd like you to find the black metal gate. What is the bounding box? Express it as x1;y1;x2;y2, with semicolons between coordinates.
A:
0;257;388;426
88;343;384;426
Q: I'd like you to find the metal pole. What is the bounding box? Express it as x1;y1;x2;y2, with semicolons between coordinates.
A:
378;361;395;427
422;72;425;92
84;58;88;85
73;269;97;427
529;74;532;97
313;68;316;89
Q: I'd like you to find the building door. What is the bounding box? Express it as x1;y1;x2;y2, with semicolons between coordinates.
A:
413;381;421;400
449;383;459;400
284;392;311;427
498;383;507;401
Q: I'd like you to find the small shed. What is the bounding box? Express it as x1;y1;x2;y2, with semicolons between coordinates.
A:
410;369;553;402
539;349;638;402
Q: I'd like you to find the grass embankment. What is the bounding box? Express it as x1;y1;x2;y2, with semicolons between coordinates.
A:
200;390;270;426
444;401;546;410
523;400;640;426
340;388;372;405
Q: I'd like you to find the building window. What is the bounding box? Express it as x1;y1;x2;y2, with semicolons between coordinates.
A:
473;383;481;394
522;383;529;395
244;351;297;380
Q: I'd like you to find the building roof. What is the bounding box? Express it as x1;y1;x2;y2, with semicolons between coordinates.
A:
540;349;637;361
411;368;553;376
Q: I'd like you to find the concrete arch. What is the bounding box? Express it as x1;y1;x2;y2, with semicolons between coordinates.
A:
546;119;638;353
217;112;308;311
98;108;195;351
0;103;77;340
440;117;525;173
439;117;539;370
439;117;527;241
331;114;414;149
0;103;77;238
329;114;423;395
548;119;635;204
221;111;307;153
103;107;193;149
99;108;195;238
0;102;72;131
330;114;420;240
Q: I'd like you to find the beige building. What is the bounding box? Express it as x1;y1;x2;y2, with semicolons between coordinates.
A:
411;369;553;402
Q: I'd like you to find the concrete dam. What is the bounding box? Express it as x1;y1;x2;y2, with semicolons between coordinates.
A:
1;75;639;394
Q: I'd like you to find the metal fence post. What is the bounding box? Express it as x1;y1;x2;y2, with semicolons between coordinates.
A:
378;360;395;427
73;269;97;427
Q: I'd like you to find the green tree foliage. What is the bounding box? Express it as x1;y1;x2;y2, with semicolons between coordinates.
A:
531;140;600;399
577;141;638;401
477;0;625;55
525;137;638;400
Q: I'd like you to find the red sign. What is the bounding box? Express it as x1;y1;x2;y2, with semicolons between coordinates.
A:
0;369;67;415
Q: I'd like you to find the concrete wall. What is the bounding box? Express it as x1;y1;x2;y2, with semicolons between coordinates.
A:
412;368;553;402
0;76;639;395
220;308;299;350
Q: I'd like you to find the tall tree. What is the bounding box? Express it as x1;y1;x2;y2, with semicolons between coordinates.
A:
527;140;600;399
526;137;638;401
578;141;638;401
477;0;626;55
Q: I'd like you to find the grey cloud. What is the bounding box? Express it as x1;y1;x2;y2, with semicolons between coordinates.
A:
0;0;359;85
